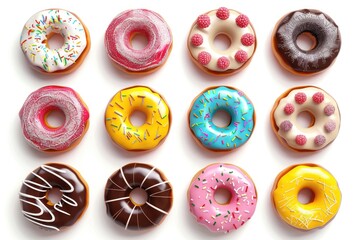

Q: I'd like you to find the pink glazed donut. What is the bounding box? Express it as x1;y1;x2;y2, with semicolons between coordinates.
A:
19;86;89;152
104;9;172;73
188;163;257;233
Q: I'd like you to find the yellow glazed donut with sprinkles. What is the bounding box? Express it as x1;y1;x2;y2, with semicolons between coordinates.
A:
105;86;171;151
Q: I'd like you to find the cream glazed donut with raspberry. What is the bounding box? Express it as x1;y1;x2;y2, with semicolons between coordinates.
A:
187;7;256;75
271;86;340;152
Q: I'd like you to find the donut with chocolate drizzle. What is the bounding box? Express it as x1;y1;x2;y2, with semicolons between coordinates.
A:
19;163;89;231
272;9;341;75
104;163;173;230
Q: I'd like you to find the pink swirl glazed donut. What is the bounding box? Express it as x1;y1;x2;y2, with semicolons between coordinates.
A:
19;86;90;152
187;7;256;75
104;9;172;73
188;163;257;233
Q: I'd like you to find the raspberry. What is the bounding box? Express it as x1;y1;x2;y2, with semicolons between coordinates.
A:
216;7;230;20
280;120;293;132
198;51;211;65
197;14;210;28
314;135;326;146
295;135;307;145
236;14;249;28
191;34;203;46
312;92;324;104
241;33;255;46
325;120;336;132
324;104;335;116
283;103;295;115
235;50;248;63
295;92;307;104
217;57;230;70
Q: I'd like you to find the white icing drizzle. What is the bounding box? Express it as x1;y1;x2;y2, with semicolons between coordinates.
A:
19;165;78;231
20;9;88;72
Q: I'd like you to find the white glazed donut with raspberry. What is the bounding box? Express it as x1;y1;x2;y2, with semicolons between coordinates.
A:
187;7;256;75
271;86;341;152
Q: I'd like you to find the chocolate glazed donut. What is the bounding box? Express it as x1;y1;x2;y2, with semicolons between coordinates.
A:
104;163;173;230
19;163;89;231
272;9;341;75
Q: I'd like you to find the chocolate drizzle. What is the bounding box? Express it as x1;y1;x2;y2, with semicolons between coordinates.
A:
19;163;88;231
273;9;341;74
104;163;173;230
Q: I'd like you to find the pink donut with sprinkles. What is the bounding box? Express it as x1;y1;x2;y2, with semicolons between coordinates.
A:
188;163;257;233
187;7;256;75
104;9;172;73
271;86;341;152
19;86;90;152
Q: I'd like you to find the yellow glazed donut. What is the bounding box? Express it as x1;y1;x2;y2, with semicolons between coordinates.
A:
272;164;341;230
105;86;171;151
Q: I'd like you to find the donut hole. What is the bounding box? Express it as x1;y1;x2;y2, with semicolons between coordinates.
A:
214;187;232;205
296;32;317;51
130;188;148;206
212;109;232;128
44;109;66;129
297;111;315;128
297;188;315;204
130;110;147;127
130;32;149;50
214;34;231;51
46;187;63;206
45;32;65;50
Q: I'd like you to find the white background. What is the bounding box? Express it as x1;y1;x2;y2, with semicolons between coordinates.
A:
1;0;358;239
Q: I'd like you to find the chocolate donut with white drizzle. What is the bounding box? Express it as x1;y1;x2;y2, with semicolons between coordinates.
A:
19;163;88;231
104;163;173;230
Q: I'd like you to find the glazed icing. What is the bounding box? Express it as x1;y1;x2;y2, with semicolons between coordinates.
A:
188;7;256;73
272;86;340;151
189;86;255;151
20;9;88;73
19;163;88;231
273;164;341;230
105;9;172;72
189;163;257;233
273;9;341;74
19;86;89;151
104;163;173;230
105;86;171;151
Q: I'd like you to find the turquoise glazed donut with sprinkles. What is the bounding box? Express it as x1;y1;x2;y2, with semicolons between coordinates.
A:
188;86;255;151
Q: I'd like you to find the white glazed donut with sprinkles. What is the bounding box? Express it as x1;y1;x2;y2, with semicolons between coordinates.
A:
271;86;341;152
187;7;256;75
20;9;90;74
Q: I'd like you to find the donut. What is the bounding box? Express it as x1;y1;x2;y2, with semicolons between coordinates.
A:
20;9;90;74
104;9;172;74
272;9;341;75
270;86;340;152
19;85;90;152
104;163;173;230
187;7;256;75
188;163;257;233
272;164;341;230
105;86;171;151
188;86;255;152
19;163;89;231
